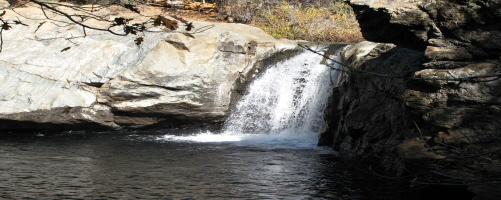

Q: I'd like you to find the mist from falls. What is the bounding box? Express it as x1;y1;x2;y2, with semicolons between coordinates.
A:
159;44;346;146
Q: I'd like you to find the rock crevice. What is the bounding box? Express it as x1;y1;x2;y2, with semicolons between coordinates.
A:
321;0;501;198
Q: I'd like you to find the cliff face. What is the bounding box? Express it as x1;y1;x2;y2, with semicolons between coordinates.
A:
0;3;297;130
349;0;501;56
320;0;501;198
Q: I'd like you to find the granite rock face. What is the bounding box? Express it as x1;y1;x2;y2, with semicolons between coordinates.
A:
0;3;297;130
321;0;501;198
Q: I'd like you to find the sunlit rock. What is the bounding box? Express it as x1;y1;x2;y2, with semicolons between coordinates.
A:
0;3;297;129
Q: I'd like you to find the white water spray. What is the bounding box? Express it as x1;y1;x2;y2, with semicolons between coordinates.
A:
159;44;346;146
223;45;343;136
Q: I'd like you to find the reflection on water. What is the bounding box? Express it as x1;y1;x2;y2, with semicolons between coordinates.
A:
0;130;414;199
0;44;399;199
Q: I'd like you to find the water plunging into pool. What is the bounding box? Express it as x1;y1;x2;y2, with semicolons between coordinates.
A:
158;44;344;148
0;44;418;199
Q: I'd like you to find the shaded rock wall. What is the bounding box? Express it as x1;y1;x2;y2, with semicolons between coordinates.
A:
321;0;501;198
0;3;297;130
320;41;424;167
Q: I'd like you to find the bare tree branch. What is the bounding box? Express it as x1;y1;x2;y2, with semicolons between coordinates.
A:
30;0;127;36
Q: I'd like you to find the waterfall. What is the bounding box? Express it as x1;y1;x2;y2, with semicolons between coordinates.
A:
159;44;346;145
223;44;344;136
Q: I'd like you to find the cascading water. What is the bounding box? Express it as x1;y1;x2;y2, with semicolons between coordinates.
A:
223;45;344;136
159;44;346;146
1;44;430;200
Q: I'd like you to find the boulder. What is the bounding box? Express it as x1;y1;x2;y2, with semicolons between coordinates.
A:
0;3;297;130
321;0;501;198
349;0;501;57
321;41;424;165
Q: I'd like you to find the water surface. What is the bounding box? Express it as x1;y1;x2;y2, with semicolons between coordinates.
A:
1;130;413;199
0;44;415;199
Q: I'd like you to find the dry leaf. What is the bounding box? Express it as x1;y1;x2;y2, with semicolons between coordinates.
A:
1;23;11;31
171;15;189;24
135;37;144;46
124;4;140;13
171;15;194;31
114;17;132;26
157;16;178;30
185;22;194;31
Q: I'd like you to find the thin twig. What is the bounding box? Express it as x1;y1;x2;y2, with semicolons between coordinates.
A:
414;121;442;155
299;44;501;83
30;0;127;36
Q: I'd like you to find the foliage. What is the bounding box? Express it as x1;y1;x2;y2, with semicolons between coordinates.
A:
253;1;363;43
